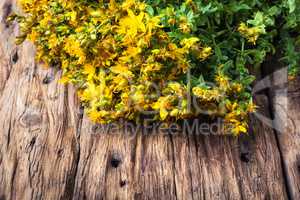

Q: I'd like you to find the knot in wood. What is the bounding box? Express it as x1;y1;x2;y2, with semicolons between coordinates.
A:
240;152;250;163
42;75;54;84
21;111;42;127
120;180;127;187
110;153;122;168
11;51;18;64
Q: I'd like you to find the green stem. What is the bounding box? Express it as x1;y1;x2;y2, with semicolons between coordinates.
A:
241;39;245;56
208;19;222;62
187;67;191;113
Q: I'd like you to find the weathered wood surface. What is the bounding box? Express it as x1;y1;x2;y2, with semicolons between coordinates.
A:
270;72;300;200
0;1;298;200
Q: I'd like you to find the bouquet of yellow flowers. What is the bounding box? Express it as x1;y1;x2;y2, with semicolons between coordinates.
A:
11;0;300;135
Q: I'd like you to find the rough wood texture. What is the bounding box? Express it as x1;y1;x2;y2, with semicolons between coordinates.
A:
270;73;300;200
0;0;296;199
71;95;287;200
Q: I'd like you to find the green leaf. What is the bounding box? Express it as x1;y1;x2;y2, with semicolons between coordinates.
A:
228;3;251;12
241;75;255;86
247;12;264;26
288;0;296;13
146;5;154;16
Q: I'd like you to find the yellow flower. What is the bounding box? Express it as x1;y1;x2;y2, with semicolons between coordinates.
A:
230;83;243;93
40;12;52;27
27;30;38;41
180;37;199;49
225;101;238;111
112;75;128;92
108;0;117;11
170;108;179;117
179;23;191;33
215;73;230;89
110;64;134;78
64;36;86;64
59;76;70;84
232;124;248;135
247;101;257;113
67;11;77;26
117;10;146;43
133;92;145;105
198;47;212;61
125;46;142;57
238;23;264;44
159;109;169;120
121;0;136;10
83;64;95;80
185;0;193;5
179;16;191;33
192;87;221;101
88;110;101;122
168;82;182;92
48;34;59;49
152;96;172;120
78;81;100;102
168;18;176;25
142;62;162;74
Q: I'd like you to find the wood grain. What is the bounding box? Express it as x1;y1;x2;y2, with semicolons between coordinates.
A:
270;74;300;199
0;0;294;199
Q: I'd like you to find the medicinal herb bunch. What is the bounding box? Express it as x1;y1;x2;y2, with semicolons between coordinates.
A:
11;0;300;135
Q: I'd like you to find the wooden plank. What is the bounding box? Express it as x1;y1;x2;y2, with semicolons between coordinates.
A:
0;1;81;199
0;44;80;199
72;120;138;200
0;0;290;199
169;95;287;200
72;96;287;200
271;74;300;199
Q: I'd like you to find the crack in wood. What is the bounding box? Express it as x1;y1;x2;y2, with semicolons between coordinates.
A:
1;2;12;28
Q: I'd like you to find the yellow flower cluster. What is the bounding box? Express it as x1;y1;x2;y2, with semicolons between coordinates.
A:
224;100;257;135
238;23;264;44
15;0;257;135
